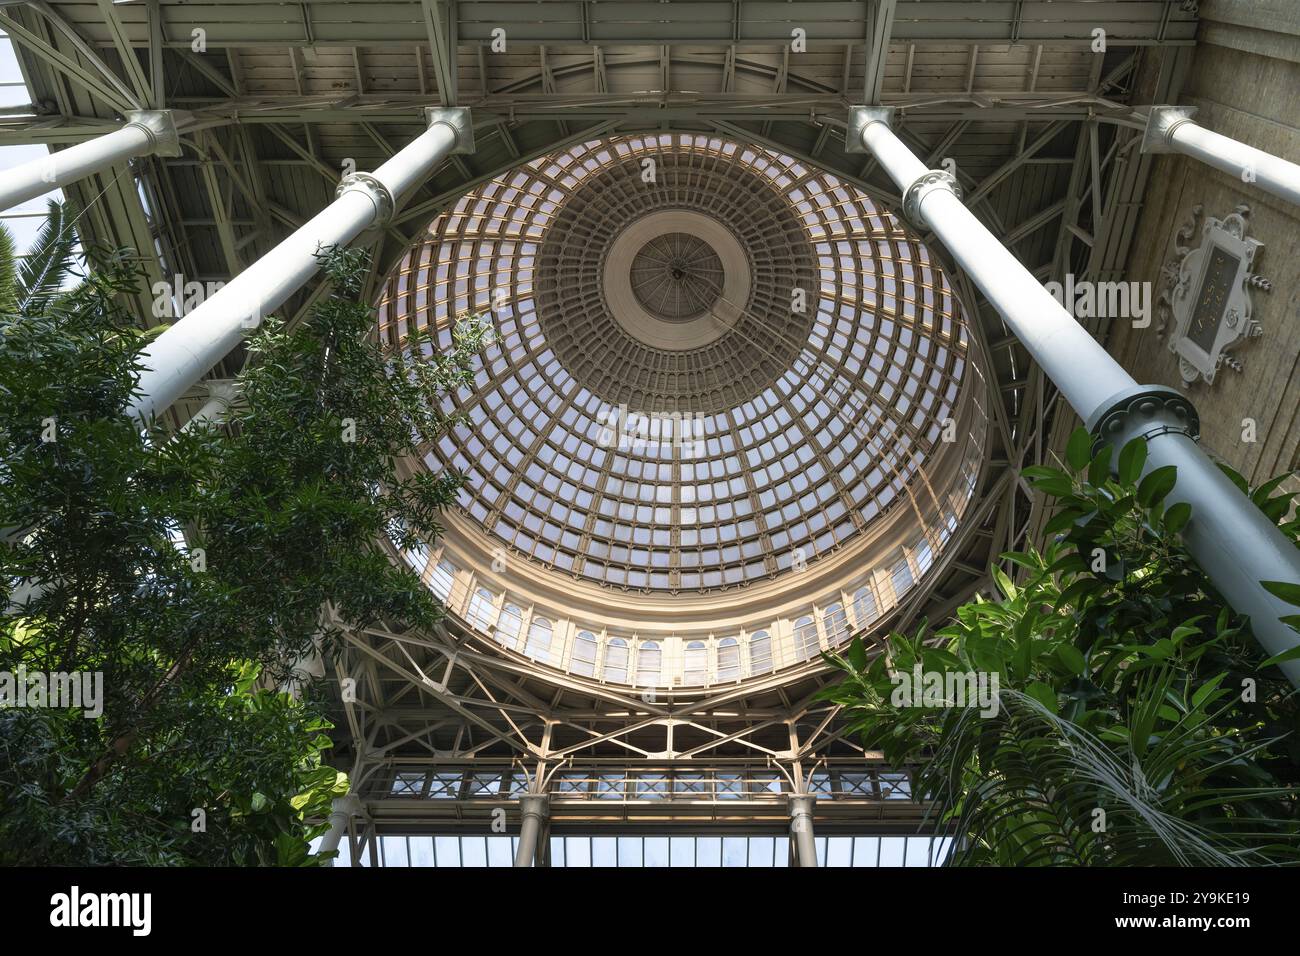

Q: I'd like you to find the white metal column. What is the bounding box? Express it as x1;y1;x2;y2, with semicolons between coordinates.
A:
1141;106;1300;207
180;380;240;432
849;106;1300;686
0;111;182;213
789;793;818;867
514;793;550;867
127;108;474;424
317;793;363;865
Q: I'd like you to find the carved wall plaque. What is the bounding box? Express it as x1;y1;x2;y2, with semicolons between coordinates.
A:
1156;204;1270;386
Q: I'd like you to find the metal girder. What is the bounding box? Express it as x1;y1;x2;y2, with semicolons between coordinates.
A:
41;1;1198;48
421;0;457;106
863;0;898;104
0;7;137;114
94;0;152;107
0;91;1143;147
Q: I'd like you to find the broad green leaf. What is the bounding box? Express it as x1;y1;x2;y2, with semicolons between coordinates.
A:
1136;465;1178;509
1163;501;1192;534
1028;474;1076;498
1250;473;1291;506
991;565;1018;600
1056;643;1086;675
1088;446;1113;487
1217;461;1250;494
1066;427;1092;471
1117;437;1147;486
1024;681;1058;714
848;637;868;672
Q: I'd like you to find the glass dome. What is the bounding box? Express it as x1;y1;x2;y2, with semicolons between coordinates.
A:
376;133;988;693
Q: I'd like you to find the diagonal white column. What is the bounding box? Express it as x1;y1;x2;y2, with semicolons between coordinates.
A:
0;111;182;213
849;106;1300;686
1141;106;1300;207
127;108;474;424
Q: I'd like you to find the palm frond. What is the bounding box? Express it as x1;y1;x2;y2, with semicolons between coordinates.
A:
926;690;1293;866
0;222;17;314
17;199;78;315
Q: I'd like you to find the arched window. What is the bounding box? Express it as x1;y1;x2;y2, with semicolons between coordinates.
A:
430;559;456;603
891;555;914;600
494;604;522;649
749;630;773;675
525;617;552;662
571;630;598;677
717;637;740;682
915;539;934;573
853;586;878;628
636;641;661;688
467;588;495;630
684;641;707;685
823;603;849;645
794;616;819;660
604;638;629;682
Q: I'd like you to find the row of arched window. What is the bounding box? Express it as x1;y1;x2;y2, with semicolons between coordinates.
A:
410;510;968;688
443;573;898;687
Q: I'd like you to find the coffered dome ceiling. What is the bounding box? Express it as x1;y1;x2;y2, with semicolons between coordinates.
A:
377;133;973;596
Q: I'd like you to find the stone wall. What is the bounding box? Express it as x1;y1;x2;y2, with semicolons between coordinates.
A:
1104;0;1300;485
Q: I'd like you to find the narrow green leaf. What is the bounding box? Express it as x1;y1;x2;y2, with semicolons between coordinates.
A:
1259;644;1300;669
1262;580;1300;608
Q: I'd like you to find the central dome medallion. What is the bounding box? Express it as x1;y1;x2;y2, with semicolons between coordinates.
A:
534;145;817;414
628;231;724;322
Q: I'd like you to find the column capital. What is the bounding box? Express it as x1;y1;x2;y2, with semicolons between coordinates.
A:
844;105;895;153
202;379;240;405
425;107;475;154
336;171;395;226
330;792;365;819
787;792;816;817
518;792;550;821
123;109;183;158
902;168;962;228
1140;105;1199;155
1085;384;1200;458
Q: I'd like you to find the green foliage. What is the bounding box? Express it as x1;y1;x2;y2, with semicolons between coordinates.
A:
0;222;16;315
0;215;482;864
823;429;1300;865
16;199;79;316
